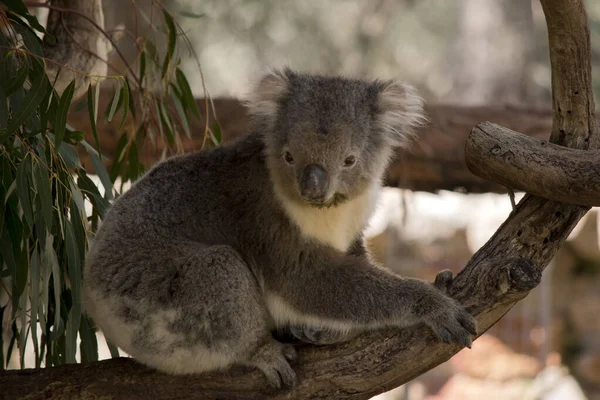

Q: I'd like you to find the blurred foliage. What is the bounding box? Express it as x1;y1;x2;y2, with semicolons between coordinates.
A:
165;0;600;106
0;0;212;369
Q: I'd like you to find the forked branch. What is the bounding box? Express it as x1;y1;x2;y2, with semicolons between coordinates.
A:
466;121;600;206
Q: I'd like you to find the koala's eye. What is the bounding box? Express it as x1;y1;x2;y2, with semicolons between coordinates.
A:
344;156;356;167
284;151;295;165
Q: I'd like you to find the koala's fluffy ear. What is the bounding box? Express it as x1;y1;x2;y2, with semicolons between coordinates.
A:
376;81;427;148
244;69;290;126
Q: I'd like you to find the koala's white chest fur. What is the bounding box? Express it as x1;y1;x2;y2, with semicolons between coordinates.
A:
277;185;380;252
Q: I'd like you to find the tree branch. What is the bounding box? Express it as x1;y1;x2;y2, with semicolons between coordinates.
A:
466;121;600;206
1;0;597;399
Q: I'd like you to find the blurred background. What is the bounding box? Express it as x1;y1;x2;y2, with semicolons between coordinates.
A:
21;1;600;399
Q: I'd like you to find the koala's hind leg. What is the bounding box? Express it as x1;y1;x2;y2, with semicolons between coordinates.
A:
89;244;296;388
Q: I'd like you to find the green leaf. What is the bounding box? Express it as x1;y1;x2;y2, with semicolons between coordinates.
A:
2;0;29;15
139;51;146;83
0;306;4;369
12;21;43;57
125;77;136;120
43;239;62;342
2;64;28;96
4;5;47;34
69;182;86;222
18;283;29;367
162;11;177;79
64;128;85;145
34;195;46;252
118;79;129;130
6;322;17;367
171;87;190;139
175;68;200;119
87;84;101;157
77;172;111;218
30;246;41;367
0;85;8;130
0;224;17;289
16;157;34;228
57;143;82;169
79;315;98;363
69;200;86;261
109;133;128;182
53;80;76;150
106;82;121;123
158;102;175;147
65;220;82;363
105;337;120;359
90;152;113;200
33;161;54;230
6;70;48;136
179;10;205;19
212;121;222;145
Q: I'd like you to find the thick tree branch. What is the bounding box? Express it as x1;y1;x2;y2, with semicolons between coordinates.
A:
466;121;600;206
1;0;597;399
70;93;600;194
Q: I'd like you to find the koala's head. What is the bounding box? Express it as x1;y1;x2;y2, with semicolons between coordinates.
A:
245;68;425;208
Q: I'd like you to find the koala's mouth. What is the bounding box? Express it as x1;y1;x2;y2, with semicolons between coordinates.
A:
304;192;348;209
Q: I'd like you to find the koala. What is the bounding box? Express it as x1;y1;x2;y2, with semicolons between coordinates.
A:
83;68;476;389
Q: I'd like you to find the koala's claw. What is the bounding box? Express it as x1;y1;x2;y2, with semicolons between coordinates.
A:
425;304;477;349
261;359;297;389
289;325;350;345
434;269;454;294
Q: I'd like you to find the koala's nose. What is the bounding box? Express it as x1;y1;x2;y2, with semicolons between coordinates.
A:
300;164;328;201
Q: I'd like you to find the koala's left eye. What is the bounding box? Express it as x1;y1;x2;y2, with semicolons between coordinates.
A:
343;156;356;167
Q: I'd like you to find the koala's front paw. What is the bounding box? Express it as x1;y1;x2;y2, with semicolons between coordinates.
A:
289;325;352;345
418;293;477;349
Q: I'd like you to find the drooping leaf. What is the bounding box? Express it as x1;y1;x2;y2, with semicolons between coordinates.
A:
87;84;101;157
118;78;129;130
30;246;41;367
77;171;111;218
90;152;113;200
57;143;82;169
158;102;175;147
6;70;48;136
79;315;98;363
171;87;190;139
139;50;146;84
0;85;8;130
162;11;177;79
179;10;205;19
176;68;200;119
53;80;76;150
0;306;4;369
16;157;34;228
106;81;121;122
65;220;82;363
2;64;28;97
105;337;120;359
33;160;54;230
212;121;222;145
126;77;136;120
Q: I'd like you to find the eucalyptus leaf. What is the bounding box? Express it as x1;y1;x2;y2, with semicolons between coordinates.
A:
54;80;76;150
6;70;48;136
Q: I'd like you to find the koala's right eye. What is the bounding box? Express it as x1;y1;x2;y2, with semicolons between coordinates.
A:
284;151;295;165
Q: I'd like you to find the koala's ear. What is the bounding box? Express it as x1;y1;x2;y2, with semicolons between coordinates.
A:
376;81;427;148
244;69;290;125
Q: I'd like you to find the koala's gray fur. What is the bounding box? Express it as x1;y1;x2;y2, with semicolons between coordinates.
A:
83;68;476;389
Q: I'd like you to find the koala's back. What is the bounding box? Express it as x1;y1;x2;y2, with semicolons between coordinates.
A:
82;133;287;374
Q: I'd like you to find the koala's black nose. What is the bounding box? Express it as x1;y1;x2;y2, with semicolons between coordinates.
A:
300;164;328;201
